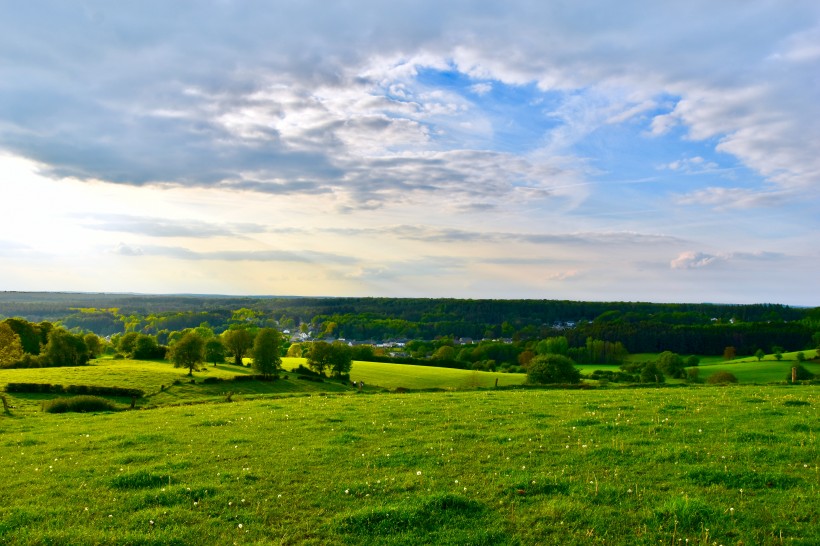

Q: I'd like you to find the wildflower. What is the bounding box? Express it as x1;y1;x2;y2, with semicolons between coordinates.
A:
345;489;350;494
417;471;422;476
238;523;243;529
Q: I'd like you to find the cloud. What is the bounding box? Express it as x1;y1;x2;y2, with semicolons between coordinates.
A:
80;214;268;238
671;250;784;269
113;243;144;256
114;244;357;264
469;82;493;96
2;0;818;210
675;187;792;209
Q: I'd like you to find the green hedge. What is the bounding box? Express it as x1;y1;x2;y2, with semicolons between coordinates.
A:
43;395;121;413
5;383;143;397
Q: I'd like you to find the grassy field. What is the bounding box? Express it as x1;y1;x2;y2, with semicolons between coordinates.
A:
0;382;817;545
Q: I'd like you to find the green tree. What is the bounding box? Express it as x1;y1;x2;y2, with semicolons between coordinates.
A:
432;345;456;360
329;341;353;378
526;354;581;384
755;349;765;361
222;328;254;366
287;342;304;357
656;351;686;379
43;328;89;367
536;336;569;356
170;332;204;376
796;351;806;363
685;355;700;367
133;334;162;360
205;338;227;365
118;332;140;356
350;344;375;361
640;362;665;384
83;333;104;358
3;318;41;355
0;322;24;368
252;328;282;378
306;341;333;376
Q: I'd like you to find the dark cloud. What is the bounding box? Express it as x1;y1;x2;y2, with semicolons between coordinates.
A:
1;0;818;213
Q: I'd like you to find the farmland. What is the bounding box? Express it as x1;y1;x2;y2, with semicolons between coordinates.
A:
1;356;818;544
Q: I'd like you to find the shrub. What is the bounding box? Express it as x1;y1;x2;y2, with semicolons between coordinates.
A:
526;354;581;384
294;364;322;377
789;365;815;381
640;362;665;383
706;371;738;384
43;395;120;413
686;368;702;383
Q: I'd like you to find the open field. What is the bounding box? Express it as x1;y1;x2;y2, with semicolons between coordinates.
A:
1;384;818;545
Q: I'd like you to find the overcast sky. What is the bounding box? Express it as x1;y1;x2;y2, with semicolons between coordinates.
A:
1;1;819;305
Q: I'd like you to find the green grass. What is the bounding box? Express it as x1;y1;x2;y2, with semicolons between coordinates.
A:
347;360;526;390
697;357;820;384
0;384;817;544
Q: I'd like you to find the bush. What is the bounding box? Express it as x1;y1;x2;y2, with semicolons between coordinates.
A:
526;354;581;384
706;371;738;384
294;364;323;377
686;368;702;383
5;383;143;397
589;370;638;383
789;365;815;381
201;376;223;384
43;395;120;413
640;362;665;383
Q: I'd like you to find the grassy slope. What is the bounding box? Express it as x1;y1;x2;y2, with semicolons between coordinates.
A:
0;386;817;545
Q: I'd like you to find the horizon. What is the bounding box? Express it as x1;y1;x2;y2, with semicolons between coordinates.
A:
0;289;808;309
2;2;819;306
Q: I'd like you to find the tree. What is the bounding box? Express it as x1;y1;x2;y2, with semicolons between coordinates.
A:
536;336;569;356
3;318;41;355
0;322;24;368
656;351;686;379
306;341;333;376
252;328;282;378
640;362;665;384
43;328;89;367
222;328;254;366
205;338;227;365
329;341;353;378
133;334;163;360
755;349;765;362
83;333;104;358
118;332;140;356
518;350;535;368
796;351;806;363
723;346;736;361
432;345;456;360
526;354;581;384
350;344;375;361
170;332;204;376
686;355;700;367
287;343;304;357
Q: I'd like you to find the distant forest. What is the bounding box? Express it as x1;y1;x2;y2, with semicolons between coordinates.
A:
1;292;818;356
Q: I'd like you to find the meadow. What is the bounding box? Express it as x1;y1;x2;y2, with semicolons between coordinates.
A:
0;355;818;545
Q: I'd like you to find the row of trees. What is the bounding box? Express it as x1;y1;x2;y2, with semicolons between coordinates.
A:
0;318;105;368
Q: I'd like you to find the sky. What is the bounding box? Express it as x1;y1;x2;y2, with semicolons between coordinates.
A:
1;1;819;306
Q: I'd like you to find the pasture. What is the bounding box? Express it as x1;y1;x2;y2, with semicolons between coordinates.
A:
1;378;818;544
